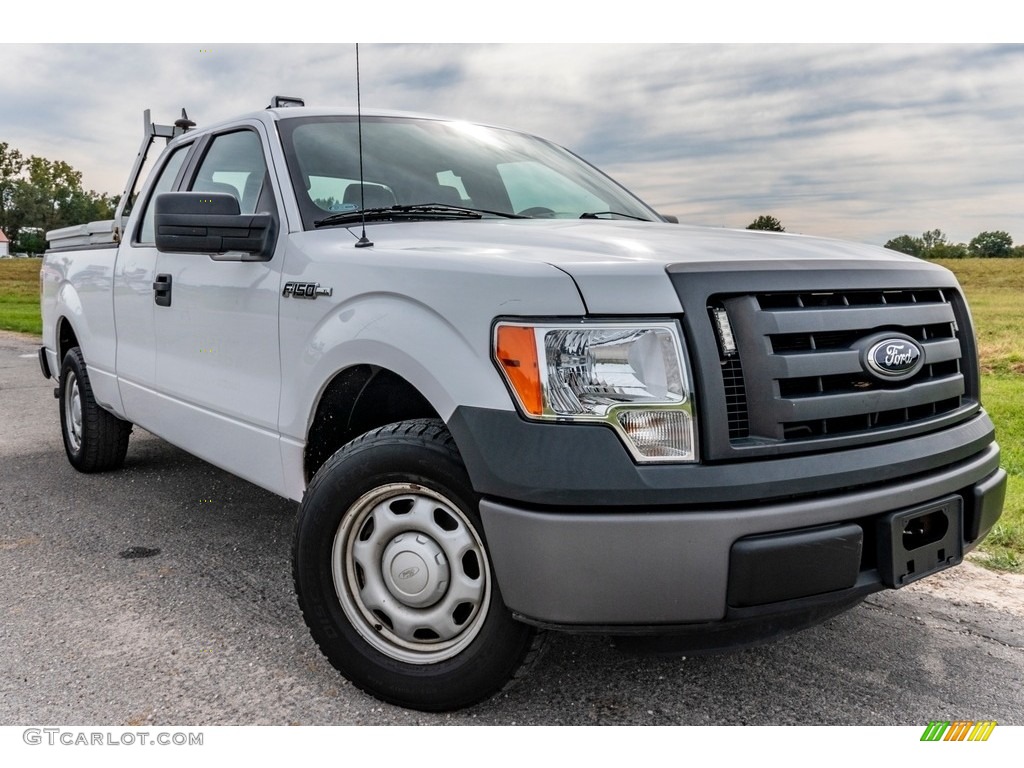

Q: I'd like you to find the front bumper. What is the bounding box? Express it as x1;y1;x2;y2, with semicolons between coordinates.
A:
450;407;1005;629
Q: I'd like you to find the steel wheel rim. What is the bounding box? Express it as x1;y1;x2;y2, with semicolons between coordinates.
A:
64;370;83;453
332;482;491;664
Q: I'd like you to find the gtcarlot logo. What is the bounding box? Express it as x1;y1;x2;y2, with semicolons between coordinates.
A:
920;721;997;742
23;728;203;747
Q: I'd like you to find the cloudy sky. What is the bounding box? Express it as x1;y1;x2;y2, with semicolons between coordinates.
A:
2;41;1022;247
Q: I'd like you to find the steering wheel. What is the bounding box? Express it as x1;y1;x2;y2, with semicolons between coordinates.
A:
516;206;556;218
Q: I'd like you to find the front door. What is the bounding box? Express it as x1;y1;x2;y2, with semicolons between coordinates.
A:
151;125;286;494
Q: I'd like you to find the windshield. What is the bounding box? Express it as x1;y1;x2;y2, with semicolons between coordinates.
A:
278;116;658;229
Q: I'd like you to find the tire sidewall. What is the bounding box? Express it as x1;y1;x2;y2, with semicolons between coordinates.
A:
59;349;88;469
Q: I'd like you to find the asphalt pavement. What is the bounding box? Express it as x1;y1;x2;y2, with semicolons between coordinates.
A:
1;330;1021;725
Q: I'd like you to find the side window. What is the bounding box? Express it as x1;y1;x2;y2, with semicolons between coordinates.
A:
136;145;190;244
190;130;268;214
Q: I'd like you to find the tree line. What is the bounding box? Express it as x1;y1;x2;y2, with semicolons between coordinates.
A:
0;142;118;254
747;216;1021;259
882;229;1021;259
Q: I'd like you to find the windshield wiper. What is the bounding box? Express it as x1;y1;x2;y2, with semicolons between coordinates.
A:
579;211;651;221
315;203;525;228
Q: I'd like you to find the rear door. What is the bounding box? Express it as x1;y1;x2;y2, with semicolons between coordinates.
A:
115;141;192;416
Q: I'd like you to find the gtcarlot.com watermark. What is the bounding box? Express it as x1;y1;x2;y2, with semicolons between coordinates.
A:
23;728;203;747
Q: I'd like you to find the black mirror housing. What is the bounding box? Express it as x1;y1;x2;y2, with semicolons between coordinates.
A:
155;192;275;261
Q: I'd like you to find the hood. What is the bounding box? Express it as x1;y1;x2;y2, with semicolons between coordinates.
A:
322;219;946;315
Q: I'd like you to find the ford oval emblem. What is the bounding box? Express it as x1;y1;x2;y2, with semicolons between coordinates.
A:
865;338;924;380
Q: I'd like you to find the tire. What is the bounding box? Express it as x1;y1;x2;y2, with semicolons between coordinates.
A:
293;419;539;711
59;347;132;472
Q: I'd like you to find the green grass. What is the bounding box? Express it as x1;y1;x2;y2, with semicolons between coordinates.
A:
0;259;43;335
970;376;1023;571
2;256;1022;570
929;259;1024;572
934;258;1024;378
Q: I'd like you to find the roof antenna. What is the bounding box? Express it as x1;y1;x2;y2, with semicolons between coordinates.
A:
174;108;196;135
354;43;373;249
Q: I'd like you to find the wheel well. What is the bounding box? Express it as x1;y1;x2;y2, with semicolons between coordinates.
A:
304;365;441;482
57;318;79;364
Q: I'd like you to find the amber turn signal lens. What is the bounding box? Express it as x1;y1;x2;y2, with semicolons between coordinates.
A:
495;325;543;415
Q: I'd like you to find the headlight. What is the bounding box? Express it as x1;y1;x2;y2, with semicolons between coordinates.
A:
494;321;697;462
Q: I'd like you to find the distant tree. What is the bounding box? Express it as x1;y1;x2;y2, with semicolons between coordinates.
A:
884;234;923;257
15;228;46;255
4;154;116;246
10;156;84;236
920;229;947;251
0;142;26;240
912;229;970;259
928;241;969;259
63;190;118;226
1012;245;1024;259
746;214;785;232
969;230;1013;258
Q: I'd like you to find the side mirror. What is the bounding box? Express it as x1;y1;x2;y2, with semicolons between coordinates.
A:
155;192;275;261
661;214;679;224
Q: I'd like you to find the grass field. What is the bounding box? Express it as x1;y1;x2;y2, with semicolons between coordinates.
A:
2;257;1022;570
933;259;1024;571
0;259;43;334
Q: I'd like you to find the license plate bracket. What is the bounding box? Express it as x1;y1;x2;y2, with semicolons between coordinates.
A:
877;496;963;588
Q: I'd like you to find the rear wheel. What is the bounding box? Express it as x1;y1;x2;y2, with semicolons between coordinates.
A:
293;419;539;711
59;347;131;472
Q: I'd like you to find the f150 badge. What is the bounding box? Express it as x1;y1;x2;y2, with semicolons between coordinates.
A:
283;282;333;299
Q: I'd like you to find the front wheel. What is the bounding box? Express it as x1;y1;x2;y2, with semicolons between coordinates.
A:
293;419;540;711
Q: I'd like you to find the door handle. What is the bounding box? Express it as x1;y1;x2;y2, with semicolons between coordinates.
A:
153;273;172;307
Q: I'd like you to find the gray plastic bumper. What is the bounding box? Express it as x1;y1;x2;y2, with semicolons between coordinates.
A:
479;444;1003;628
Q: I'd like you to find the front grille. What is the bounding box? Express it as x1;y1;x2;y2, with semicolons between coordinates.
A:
712;288;968;445
721;356;749;439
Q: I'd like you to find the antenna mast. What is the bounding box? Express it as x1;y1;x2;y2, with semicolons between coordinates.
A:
354;43;373;248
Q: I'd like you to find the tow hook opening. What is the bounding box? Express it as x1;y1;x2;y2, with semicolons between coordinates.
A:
902;509;949;552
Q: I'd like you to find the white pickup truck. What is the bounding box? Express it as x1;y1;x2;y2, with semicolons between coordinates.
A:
40;97;1006;711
